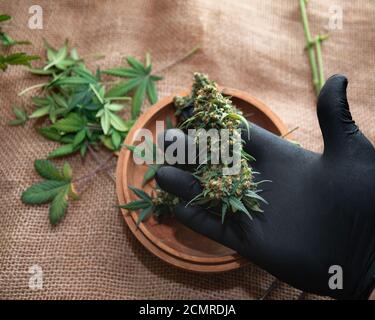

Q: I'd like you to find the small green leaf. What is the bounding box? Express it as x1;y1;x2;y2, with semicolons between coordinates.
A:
8;106;28;126
129;186;152;202
111;130;122;150
73;66;98;83
8;118;26;126
146;80;158;104
50;76;91;87
73;129;86;147
48;144;76;158
142;165;159;186
51;92;68;109
21;180;68;204
29;106;50;119
103;68;139;78
0;32;30;47
89;83;104;104
0;14;11;22
106;78;142;98
32;96;50;107
49;185;70;225
132;79;147;119
136;206;153;225
44;40;68;70
229;197;252;220
101;109;111;135
100;135;115;151
106;103;124;112
52;113;84;132
70;48;79;60
119;200;151;211
34;159;65;181
0;52;39;71
244;190;268;204
109;112;129;132
62;162;73;180
38;127;61;141
126;56;146;73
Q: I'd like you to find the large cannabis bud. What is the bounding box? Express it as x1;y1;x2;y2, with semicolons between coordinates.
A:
173;73;267;221
122;73;268;224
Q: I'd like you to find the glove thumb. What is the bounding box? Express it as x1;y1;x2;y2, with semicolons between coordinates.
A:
317;74;358;157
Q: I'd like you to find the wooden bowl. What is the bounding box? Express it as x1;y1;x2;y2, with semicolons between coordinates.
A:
116;87;289;272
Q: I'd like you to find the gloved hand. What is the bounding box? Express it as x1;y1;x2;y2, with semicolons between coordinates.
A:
155;75;375;299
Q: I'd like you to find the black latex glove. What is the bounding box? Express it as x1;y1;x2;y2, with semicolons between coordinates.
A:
155;75;375;299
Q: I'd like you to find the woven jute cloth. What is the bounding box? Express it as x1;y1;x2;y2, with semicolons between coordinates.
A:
0;0;374;300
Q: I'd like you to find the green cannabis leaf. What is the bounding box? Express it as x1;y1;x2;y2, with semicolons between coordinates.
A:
0;13;38;71
8;106;28;126
119;186;153;225
0;14;11;22
0;52;39;71
12;39;167;227
104;53;163;119
125;137;162;186
17;40;136;157
119;186;178;225
21;160;78;225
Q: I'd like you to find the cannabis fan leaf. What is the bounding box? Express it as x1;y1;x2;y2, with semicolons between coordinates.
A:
119;186;179;225
104;54;163;119
8;106;28;126
21;160;78;225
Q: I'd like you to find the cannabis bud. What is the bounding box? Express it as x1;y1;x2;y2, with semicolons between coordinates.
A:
123;73;268;225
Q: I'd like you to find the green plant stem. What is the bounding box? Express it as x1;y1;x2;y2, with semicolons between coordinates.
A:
315;35;326;91
87;145;116;182
18;82;46;96
299;0;320;95
154;44;201;74
72;153;114;194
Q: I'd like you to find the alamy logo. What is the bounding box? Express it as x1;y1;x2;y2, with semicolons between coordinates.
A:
28;5;43;30
132;121;243;176
28;264;43;290
327;5;343;30
328;265;343;290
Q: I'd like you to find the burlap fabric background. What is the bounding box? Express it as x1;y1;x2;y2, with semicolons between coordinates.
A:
0;0;374;300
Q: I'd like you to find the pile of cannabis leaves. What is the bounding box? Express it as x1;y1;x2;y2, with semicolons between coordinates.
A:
122;73;268;225
8;37;162;225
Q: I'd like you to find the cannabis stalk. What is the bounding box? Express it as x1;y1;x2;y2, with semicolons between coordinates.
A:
299;0;328;95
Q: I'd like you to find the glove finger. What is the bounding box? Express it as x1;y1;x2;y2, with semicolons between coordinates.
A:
174;202;249;255
180;105;194;121
157;129;198;169
242;122;299;163
155;166;202;201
